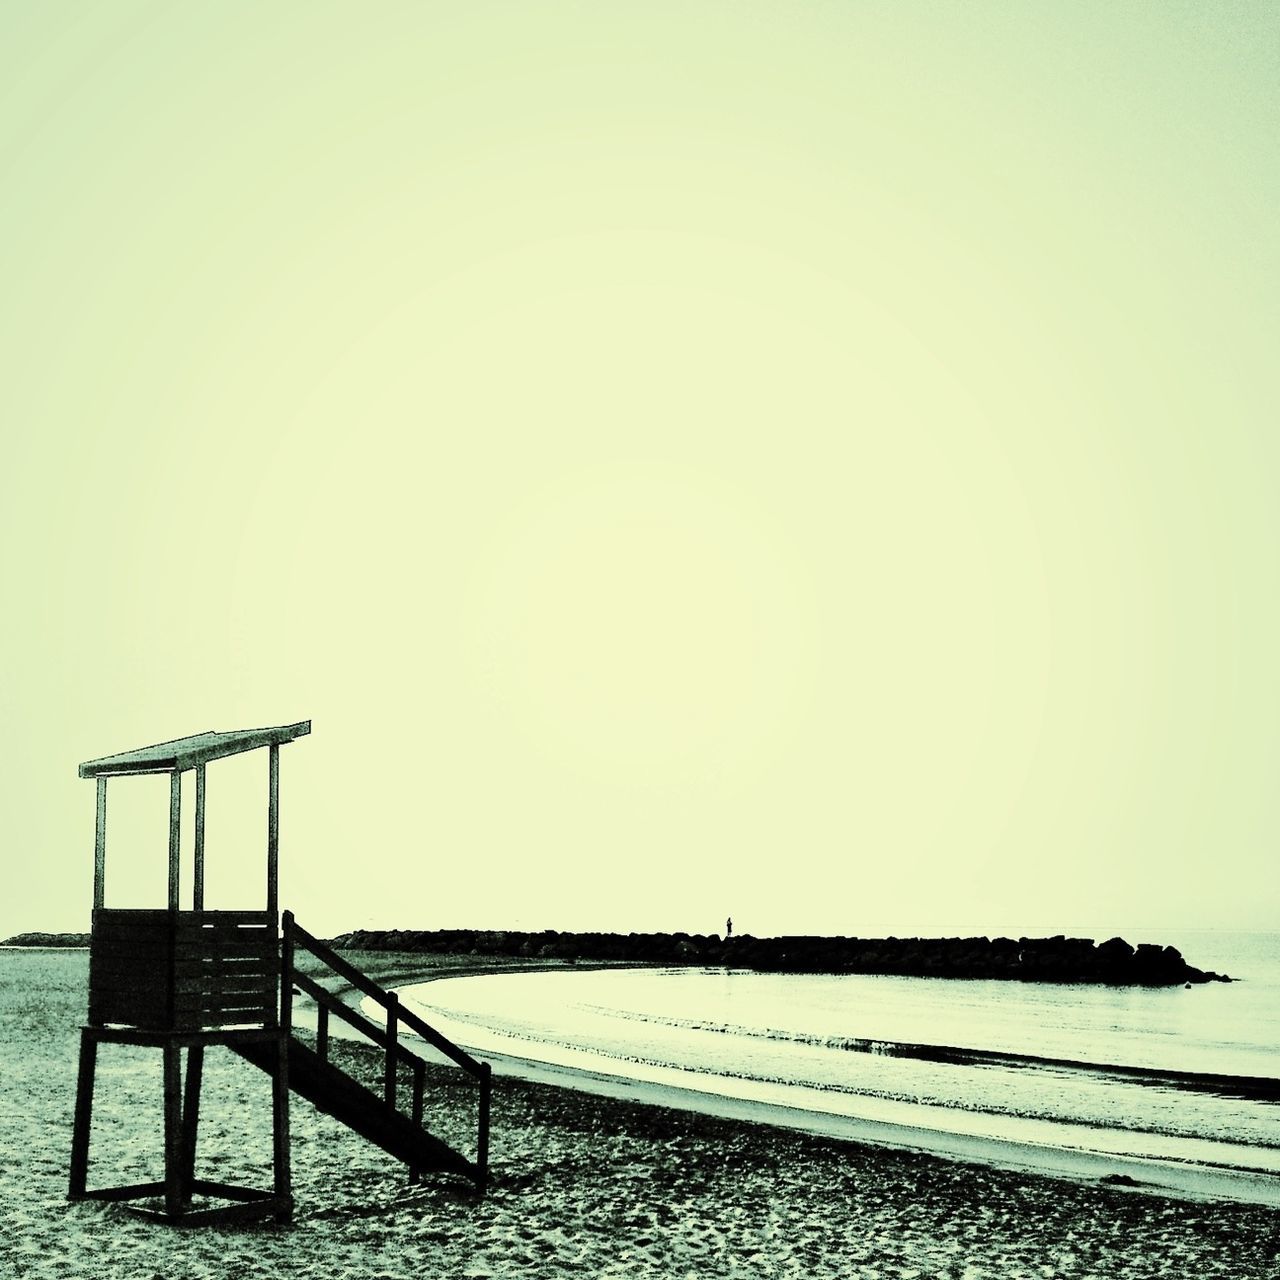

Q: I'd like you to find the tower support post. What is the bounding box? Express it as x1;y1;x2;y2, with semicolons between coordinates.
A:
180;1046;204;1206
68;1031;98;1199
163;1045;183;1216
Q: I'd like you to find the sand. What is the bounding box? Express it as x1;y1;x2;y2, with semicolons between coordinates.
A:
2;949;1278;1280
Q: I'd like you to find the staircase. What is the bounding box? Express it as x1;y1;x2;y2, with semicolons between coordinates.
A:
232;1035;483;1182
234;913;491;1194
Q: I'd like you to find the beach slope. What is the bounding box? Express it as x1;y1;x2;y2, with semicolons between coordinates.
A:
2;948;1277;1280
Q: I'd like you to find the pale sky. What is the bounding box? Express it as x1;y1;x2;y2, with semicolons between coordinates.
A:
3;3;1277;941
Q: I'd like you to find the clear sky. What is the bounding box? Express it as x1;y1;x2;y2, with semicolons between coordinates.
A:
2;4;1277;942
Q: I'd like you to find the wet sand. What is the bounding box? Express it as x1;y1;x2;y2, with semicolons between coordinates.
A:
3;949;1278;1279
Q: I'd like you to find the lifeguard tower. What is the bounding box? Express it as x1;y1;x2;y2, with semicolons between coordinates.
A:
68;721;490;1225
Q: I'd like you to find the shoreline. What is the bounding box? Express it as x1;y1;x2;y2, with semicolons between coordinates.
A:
313;959;1280;1209
468;1042;1280;1209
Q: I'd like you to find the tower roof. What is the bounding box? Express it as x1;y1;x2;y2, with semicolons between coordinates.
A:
79;720;311;778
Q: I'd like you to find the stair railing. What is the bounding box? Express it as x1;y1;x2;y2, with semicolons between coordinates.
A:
281;911;492;1191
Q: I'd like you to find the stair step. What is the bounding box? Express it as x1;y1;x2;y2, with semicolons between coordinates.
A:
231;1036;480;1187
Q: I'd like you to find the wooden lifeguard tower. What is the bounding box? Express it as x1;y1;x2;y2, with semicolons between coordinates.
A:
68;721;490;1225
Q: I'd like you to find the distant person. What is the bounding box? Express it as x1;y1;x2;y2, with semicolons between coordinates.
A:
726;917;733;938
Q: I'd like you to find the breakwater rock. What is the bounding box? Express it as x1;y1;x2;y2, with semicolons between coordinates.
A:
327;929;1231;985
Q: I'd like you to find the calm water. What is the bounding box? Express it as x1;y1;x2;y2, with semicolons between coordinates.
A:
399;930;1280;1170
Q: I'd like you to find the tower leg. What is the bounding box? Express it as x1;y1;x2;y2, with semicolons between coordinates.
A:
163;1044;183;1217
180;1046;204;1207
272;1032;292;1222
68;1031;98;1199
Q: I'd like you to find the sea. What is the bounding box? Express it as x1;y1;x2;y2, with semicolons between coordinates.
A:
396;929;1280;1177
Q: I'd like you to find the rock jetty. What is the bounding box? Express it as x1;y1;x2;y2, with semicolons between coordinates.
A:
325;929;1231;985
1;931;90;947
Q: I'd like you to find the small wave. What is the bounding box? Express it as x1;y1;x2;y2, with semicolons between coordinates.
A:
438;1015;1279;1156
579;1003;1280;1103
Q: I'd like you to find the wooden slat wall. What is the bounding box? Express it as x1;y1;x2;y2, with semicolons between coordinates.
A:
89;910;168;1028
97;909;272;927
89;909;278;1031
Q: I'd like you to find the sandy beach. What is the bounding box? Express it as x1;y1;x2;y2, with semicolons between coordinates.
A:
3;948;1278;1280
